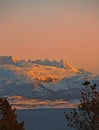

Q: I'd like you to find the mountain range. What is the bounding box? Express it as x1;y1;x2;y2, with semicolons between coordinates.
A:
0;56;99;109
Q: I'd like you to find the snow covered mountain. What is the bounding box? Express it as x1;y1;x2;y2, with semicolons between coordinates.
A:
0;56;98;109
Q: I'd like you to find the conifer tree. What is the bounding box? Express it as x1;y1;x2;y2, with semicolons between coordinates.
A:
0;97;25;130
64;81;99;130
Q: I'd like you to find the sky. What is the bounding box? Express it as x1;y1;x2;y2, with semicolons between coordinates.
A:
0;0;99;74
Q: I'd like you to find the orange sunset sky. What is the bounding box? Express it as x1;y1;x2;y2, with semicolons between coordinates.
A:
0;0;99;74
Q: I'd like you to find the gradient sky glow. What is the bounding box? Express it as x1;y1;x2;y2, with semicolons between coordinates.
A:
0;0;99;74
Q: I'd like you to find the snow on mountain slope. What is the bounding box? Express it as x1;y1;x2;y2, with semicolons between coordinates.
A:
0;56;98;109
45;74;90;91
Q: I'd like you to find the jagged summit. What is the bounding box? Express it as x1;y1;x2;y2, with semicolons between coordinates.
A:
0;56;78;72
0;56;89;75
0;56;14;65
32;58;79;72
59;59;78;72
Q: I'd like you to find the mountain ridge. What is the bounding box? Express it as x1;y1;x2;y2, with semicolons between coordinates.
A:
0;56;98;109
0;56;85;73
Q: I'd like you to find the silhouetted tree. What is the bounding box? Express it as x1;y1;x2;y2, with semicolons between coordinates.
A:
0;97;25;130
64;81;99;130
